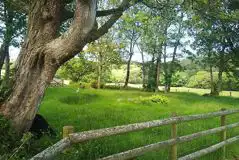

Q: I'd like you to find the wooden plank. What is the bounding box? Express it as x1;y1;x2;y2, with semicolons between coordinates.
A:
171;113;177;160
30;110;239;160
70;110;239;143
99;122;239;160
220;108;226;160
30;138;71;160
63;126;75;138
178;135;239;160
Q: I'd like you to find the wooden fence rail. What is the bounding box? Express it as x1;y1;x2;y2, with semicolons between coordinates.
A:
30;109;239;160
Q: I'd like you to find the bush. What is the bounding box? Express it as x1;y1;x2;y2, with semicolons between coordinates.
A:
69;82;91;89
90;81;105;89
0;115;33;159
133;95;169;105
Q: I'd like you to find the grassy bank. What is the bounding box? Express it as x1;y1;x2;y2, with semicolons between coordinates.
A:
34;87;239;160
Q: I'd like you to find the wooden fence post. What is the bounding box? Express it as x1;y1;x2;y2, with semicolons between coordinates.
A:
220;108;226;160
171;113;177;160
63;126;74;138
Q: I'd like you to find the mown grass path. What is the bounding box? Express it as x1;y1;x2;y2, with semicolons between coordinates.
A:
34;87;239;160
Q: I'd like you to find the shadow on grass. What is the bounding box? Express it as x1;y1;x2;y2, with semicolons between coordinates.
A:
59;93;99;105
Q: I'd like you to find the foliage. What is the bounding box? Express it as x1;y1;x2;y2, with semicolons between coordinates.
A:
0;115;33;159
110;63;142;84
90;80;105;89
83;37;123;87
187;71;239;90
161;71;188;87
57;54;95;82
133;94;169;105
186;0;239;93
0;1;26;47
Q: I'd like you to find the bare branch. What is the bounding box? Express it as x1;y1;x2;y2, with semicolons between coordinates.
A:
61;1;132;23
87;0;139;43
96;7;126;17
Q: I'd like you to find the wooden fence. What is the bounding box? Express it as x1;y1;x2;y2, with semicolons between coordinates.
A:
30;109;239;160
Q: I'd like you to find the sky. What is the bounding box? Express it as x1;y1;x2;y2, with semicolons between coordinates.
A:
0;35;194;63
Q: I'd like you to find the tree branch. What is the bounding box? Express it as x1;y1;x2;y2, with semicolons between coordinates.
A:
87;0;139;43
61;1;132;23
96;7;126;17
47;0;97;64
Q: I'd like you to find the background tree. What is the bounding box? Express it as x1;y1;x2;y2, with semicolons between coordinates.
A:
118;10;141;88
57;54;95;82
85;37;122;89
187;0;239;95
0;1;26;83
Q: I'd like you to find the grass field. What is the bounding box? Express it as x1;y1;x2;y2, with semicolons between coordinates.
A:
33;87;239;160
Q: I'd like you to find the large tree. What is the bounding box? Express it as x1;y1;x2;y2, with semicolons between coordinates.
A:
0;0;142;133
188;0;239;95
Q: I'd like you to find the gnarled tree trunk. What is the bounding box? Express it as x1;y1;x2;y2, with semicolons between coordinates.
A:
0;0;136;133
0;0;97;132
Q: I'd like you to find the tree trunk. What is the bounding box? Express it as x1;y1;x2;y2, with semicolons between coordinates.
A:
0;3;14;80
163;45;169;93
124;28;137;88
216;48;225;95
167;15;182;93
0;44;6;80
4;45;10;85
124;53;133;88
209;65;215;95
138;45;146;88
154;53;161;92
97;53;102;89
0;0;130;133
0;0;96;132
146;53;155;91
217;67;223;94
167;40;179;93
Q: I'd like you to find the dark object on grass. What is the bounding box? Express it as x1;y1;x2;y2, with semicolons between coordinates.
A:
202;93;211;97
29;114;56;139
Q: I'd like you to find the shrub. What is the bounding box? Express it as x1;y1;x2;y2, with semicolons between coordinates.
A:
133;95;169;105
90;81;105;89
0;115;33;159
69;82;91;89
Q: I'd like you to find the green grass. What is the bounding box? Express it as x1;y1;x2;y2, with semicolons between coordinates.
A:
33;87;239;160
